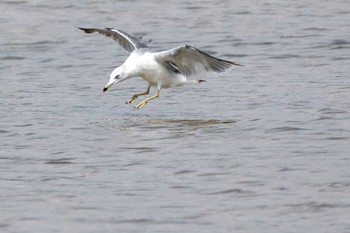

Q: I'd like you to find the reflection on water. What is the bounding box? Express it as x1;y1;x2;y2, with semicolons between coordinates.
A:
147;118;236;127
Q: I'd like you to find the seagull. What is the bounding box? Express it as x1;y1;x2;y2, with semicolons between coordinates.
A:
78;27;241;109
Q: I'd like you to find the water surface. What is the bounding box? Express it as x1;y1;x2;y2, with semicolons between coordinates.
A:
1;0;350;232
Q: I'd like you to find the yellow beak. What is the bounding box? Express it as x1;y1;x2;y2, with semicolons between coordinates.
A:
103;83;113;93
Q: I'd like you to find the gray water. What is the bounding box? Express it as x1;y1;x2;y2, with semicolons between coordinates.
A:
1;0;350;232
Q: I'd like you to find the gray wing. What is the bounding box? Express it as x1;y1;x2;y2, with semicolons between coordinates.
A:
154;45;241;77
78;27;149;53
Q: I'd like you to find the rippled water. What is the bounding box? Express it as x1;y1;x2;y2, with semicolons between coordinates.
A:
1;0;350;232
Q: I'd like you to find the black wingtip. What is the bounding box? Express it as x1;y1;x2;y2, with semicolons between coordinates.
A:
77;27;94;34
232;62;244;67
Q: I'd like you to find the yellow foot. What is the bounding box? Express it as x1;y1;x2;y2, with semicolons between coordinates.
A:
134;90;160;109
135;100;147;109
126;96;137;104
126;86;151;104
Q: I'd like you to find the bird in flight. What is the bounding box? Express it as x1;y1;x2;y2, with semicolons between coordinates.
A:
78;27;241;109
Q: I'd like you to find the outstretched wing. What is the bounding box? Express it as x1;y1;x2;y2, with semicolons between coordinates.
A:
78;27;149;53
153;45;241;77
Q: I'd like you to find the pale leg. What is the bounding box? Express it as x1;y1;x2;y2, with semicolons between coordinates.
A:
135;90;160;109
126;86;151;104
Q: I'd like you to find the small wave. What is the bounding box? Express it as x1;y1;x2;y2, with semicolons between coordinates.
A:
1;56;26;60
267;127;307;132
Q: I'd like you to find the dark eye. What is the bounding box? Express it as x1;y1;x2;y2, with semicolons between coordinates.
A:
115;75;120;79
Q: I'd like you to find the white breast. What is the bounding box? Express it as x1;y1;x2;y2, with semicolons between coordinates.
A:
124;52;186;88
